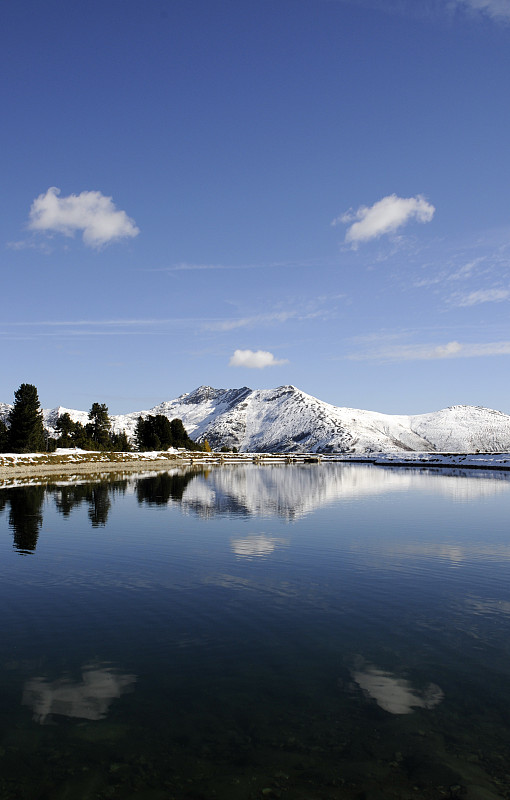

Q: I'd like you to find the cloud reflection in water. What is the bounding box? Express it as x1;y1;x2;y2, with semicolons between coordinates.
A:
230;533;289;558
22;663;136;724
352;665;444;715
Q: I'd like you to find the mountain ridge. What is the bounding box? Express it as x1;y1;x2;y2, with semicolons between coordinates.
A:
2;385;510;454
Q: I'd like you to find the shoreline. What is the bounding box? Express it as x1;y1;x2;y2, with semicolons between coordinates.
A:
1;449;510;486
0;459;186;485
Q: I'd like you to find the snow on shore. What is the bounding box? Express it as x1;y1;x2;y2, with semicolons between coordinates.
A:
2;448;510;472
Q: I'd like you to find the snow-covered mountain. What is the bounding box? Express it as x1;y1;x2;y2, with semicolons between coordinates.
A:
114;385;510;453
2;385;510;454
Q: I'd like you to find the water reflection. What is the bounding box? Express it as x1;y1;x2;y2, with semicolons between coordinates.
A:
135;470;201;505
54;480;127;527
5;486;45;554
2;463;510;555
1;463;510;798
230;533;289;558
180;464;510;519
22;663;136;724
352;662;444;715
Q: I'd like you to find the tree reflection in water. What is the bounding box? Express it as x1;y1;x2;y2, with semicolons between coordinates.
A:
2;479;130;554
6;485;45;555
135;470;203;505
1;471;201;555
54;480;128;525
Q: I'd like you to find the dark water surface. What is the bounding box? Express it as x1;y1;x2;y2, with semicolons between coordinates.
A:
1;463;510;800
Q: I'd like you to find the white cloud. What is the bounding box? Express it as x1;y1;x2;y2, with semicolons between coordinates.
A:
453;0;510;21
348;340;510;362
456;288;510;306
335;194;435;247
28;187;139;247
229;349;289;368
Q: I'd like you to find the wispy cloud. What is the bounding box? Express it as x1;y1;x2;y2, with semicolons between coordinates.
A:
452;0;510;22
147;258;327;272
165;262;260;271
455;288;510;306
334;194;435;248
0;317;210;341
28;187;139;248
7;239;54;254
205;311;298;332
229;349;289;368
203;301;335;333
348;339;510;362
447;256;489;282
411;238;510;310
0;306;331;336
335;0;510;23
0;318;195;328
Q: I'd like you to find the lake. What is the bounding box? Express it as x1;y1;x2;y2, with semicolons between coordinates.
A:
1;463;510;800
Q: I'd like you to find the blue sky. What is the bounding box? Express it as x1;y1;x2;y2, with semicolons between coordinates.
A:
2;0;510;415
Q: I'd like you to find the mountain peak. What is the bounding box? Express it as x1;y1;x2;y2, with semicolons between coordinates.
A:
183;386;226;404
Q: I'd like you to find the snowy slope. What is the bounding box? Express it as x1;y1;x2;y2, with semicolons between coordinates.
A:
0;404;90;436
152;385;510;454
43;406;90;436
408;405;510;453
3;385;510;454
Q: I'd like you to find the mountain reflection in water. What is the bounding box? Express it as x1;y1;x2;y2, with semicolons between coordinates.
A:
2;463;510;555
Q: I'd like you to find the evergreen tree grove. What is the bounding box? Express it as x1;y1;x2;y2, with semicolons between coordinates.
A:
54;414;94;450
135;415;201;451
1;387;206;454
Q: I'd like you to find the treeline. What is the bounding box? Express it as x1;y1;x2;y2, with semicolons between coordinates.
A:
134;414;204;451
53;403;131;452
0;383;208;454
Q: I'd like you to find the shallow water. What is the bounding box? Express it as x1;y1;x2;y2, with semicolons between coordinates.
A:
1;463;510;799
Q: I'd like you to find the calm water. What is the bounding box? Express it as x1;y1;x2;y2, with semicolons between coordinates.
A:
1;463;510;800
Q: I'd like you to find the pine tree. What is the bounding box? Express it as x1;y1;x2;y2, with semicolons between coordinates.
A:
0;419;9;453
71;420;90;449
134;416;147;451
154;415;173;448
170;418;188;447
8;383;46;453
135;416;160;451
86;403;111;449
55;412;76;447
110;431;132;452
